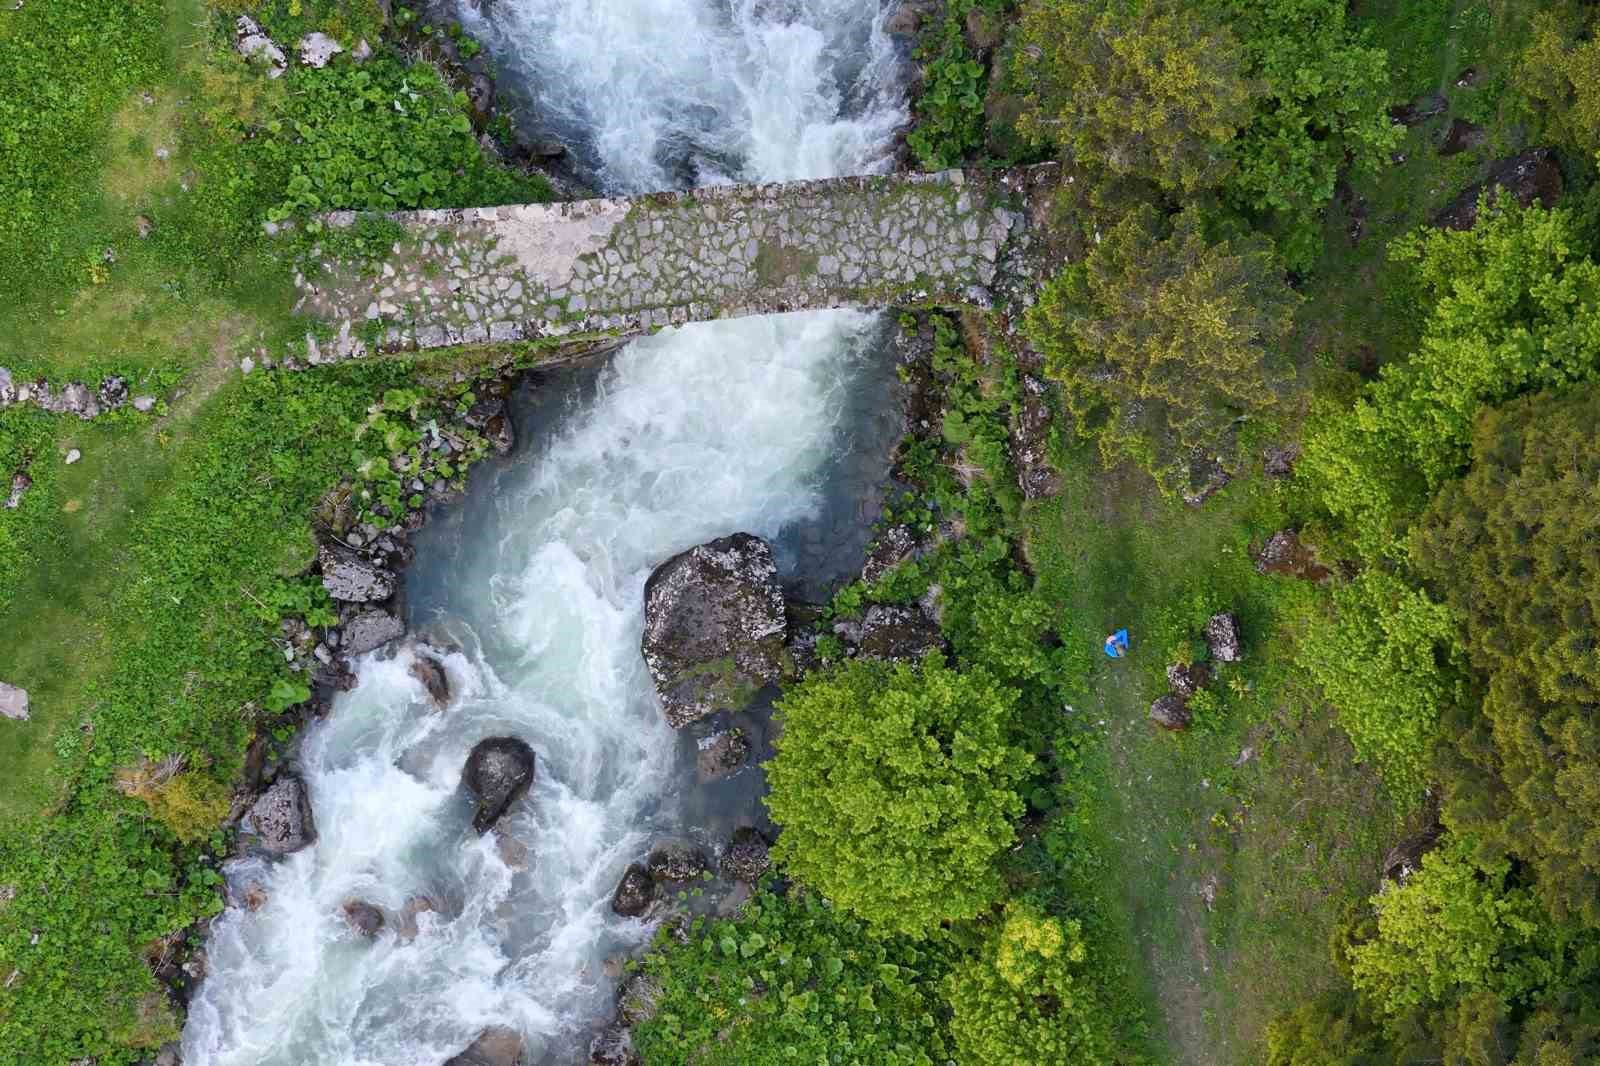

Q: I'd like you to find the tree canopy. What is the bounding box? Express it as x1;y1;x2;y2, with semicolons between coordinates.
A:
764;654;1032;938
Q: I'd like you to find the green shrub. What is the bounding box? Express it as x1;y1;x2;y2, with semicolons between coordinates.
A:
632;888;954;1065
765;654;1033;938
906;1;989;169
1295;570;1460;803
945;900;1117;1064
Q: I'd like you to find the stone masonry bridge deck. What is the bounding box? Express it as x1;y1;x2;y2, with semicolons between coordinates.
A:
290;165;1058;362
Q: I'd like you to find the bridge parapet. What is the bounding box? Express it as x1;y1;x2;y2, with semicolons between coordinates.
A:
288;166;1056;362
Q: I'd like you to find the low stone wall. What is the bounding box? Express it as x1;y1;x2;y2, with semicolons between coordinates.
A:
288;165;1058;362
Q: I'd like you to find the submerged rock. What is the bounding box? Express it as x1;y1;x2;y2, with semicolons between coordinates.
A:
1204;612;1243;663
463;737;536;834
640;533;787;727
409;653;451;708
695;729;750;783
342;900;385;937
318;543;395;603
721;827;771;883
611;863;655;917
444;1026;524;1066
248;775;316;854
0;682;27;722
1149;694;1191;731
589;1025;641;1066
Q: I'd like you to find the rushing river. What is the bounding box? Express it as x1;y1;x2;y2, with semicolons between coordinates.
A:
182;2;907;1064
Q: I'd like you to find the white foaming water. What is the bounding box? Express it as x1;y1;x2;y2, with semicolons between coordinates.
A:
184;2;906;1063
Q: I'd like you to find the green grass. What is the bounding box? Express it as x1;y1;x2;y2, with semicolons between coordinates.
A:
1023;448;1409;1064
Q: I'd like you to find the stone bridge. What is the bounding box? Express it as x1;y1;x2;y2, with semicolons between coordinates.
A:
289;165;1058;363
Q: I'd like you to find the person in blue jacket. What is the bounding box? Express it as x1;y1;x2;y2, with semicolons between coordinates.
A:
1103;628;1129;658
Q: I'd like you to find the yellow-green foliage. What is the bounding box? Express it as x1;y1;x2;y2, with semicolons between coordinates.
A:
1024;205;1295;495
764;654;1032;938
1516;7;1600;152
1013;0;1255;193
945;901;1115;1064
1416;385;1600;925
135;772;233;845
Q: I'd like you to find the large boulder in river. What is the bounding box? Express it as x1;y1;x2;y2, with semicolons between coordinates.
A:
641;533;787;727
340;609;405;656
318;543;396;603
409;653;451;708
646;842;711;884
462;737;536;834
611;863;655;917
444;1026;524;1066
248;775;316;854
342;900;385;937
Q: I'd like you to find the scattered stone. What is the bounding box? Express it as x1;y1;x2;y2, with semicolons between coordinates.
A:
1149;694;1191;731
1262;443;1300;480
444;1026;525;1066
1165;661;1211;699
235;15;287;78
342;900;385;937
1388;93;1447;127
0;683;28;722
462;737;536;834
4;473;30;510
340;609;405;655
646;842;711;884
641;533;787;727
610;863;655;917
466;73;495;122
860;523;918;585
694;729;750;783
247;775;316;854
1255;530;1332;583
842;603;944;662
318;543;396;603
1455;67;1481;88
1439;117;1486;157
134;214;154;238
0;368;13;406
64;449;81;465
132;395;157;413
1203;613;1243;664
352;38;373;62
589;1026;641;1066
297;32;344;68
1435;148;1564;231
1011;374;1062;499
464;394;514;455
721;827;770;883
240;356;256;376
97;376;128;409
409;653;451;708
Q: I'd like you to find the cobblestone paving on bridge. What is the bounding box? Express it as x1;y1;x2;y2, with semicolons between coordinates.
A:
289;167;1052;362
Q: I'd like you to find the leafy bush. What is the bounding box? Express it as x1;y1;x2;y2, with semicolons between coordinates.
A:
1516;7;1600;152
945;901;1117;1064
906;0;989;169
1299;202;1600;562
765;654;1033;938
1416;385;1600;925
631;888;954;1065
1024;205;1296;495
1013;0;1254;194
1295;570;1461;803
257;56;551;220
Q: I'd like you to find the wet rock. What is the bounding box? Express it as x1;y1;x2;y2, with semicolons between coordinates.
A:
641;533;787;727
340;609;405;655
845;603;944;662
1262;443;1300;480
523;137;568;160
462;737;536;834
297;32;343;68
646;842;711;884
466;73;496;123
312;659;358;692
318;543;396;603
342;900;385;937
1435;148;1564;230
721;827;771;883
884;2;924;36
1204;612;1243;664
235;15;287;77
860;523;919;585
610;863;655;917
248;775;316;854
444;1026;524;1066
589;1026;641;1066
1165;661;1211;699
0;682;28;722
409;653;450;707
1149;694;1191;731
4;473;30;510
153;1042;182;1066
1255;530;1332;583
1440;117;1486;157
1389;93;1446;127
695;729;750;783
396;894;439;940
463;394;514;454
1011;374;1062;499
618;973;663;1026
